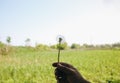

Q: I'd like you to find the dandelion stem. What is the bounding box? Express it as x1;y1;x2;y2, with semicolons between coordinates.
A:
58;38;62;63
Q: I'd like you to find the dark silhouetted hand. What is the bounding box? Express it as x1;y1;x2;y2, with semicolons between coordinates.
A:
52;62;90;83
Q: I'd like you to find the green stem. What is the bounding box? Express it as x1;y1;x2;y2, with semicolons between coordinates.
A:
58;41;61;63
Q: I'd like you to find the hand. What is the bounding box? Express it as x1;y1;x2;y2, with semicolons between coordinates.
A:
52;62;90;83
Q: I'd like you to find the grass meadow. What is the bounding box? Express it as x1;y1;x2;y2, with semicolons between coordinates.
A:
0;48;120;83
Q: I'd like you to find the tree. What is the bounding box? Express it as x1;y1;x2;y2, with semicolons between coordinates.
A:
112;43;120;48
35;44;50;51
50;45;57;49
57;42;68;50
71;43;80;49
112;43;120;50
6;36;11;45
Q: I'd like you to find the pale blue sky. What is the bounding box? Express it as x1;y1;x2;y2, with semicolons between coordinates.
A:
0;0;120;46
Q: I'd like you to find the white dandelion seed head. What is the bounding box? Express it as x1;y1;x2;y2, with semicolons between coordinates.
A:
56;35;65;43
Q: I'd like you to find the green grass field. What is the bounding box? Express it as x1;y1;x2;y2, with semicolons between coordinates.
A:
0;49;120;83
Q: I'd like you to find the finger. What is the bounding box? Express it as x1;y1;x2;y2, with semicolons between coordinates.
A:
57;64;75;75
52;62;72;67
52;62;76;70
53;63;73;75
59;62;76;69
52;62;59;67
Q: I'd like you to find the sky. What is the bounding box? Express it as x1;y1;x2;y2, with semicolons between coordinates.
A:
0;0;120;46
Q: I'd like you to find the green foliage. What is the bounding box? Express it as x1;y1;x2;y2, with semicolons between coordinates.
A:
112;43;120;50
50;45;57;49
57;42;68;50
0;42;5;55
0;36;13;56
35;44;50;51
0;42;5;47
0;42;13;56
71;43;80;49
6;36;11;44
14;46;35;53
112;43;120;48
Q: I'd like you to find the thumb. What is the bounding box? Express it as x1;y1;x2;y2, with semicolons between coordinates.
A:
57;64;75;75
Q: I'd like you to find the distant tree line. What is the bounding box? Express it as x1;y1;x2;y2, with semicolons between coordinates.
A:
50;42;120;50
0;36;120;56
70;43;120;50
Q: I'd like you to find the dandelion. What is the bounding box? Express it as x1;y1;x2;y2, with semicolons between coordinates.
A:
56;35;65;63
